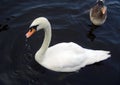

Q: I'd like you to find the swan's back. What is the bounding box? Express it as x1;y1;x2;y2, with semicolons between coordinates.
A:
37;42;110;72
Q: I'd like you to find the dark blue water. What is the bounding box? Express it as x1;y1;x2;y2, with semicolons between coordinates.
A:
0;0;120;85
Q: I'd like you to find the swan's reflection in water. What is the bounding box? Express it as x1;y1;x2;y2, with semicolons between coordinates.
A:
87;24;100;41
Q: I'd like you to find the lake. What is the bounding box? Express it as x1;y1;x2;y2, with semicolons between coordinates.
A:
0;0;120;85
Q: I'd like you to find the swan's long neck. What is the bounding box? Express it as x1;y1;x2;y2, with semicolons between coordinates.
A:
35;23;51;62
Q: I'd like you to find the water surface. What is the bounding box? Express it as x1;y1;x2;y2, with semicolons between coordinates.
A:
0;0;120;85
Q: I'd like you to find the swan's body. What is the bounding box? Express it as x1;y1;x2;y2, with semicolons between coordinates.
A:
26;17;110;72
90;0;107;25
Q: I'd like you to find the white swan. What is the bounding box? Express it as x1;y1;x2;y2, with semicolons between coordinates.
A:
90;0;107;25
25;17;110;72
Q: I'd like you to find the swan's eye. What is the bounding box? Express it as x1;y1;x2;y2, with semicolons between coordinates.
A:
29;25;38;30
30;28;33;32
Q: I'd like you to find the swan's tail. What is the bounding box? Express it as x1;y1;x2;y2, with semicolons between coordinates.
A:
85;50;111;65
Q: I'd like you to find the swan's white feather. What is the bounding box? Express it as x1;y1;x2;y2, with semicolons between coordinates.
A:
38;42;110;72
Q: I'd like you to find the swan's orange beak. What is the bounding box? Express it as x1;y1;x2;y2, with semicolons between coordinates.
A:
101;7;106;14
26;28;36;38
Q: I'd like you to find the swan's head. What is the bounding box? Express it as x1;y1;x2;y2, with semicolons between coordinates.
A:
26;17;50;38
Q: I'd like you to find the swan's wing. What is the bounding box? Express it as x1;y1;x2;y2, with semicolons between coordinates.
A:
41;42;87;72
40;42;110;72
